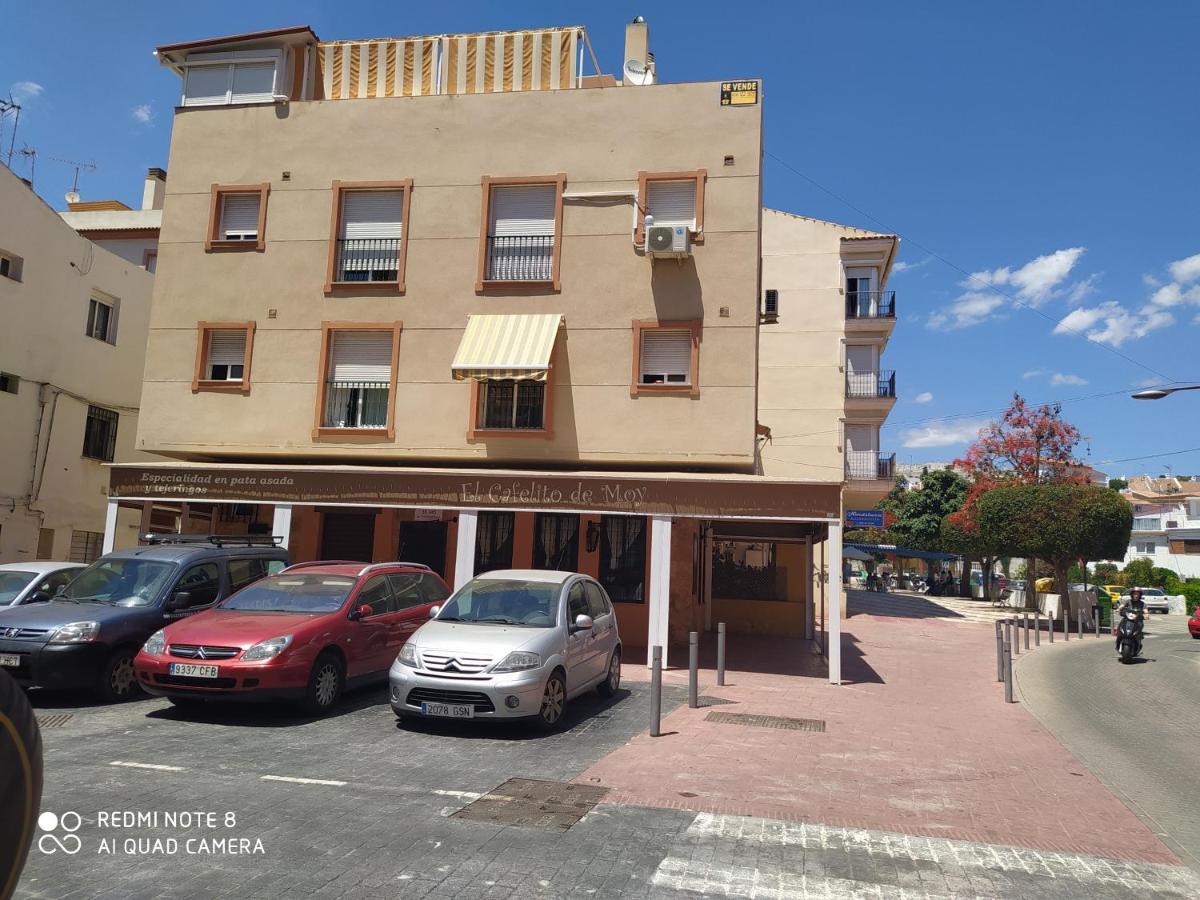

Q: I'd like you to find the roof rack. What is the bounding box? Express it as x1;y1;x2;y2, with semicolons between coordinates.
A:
281;560;362;572
358;561;433;576
141;533;284;548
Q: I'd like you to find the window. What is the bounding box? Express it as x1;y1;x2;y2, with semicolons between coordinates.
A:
327;182;411;292
1168;539;1200;555
1136;542;1156;554
36;568;78;597
182;50;282;107
387;573;426;610
143;250;157;273
1132;516;1159;531
477;176;564;290
228;558;271;592
712;540;780;601
37;528;55;559
355;575;395;616
0;372;17;394
474;511;515;574
762;289;779;324
0;251;21;281
636;170;705;245
533;513;579;570
206;184;269;252
69;530;104;564
86;296;117;344
567;582;590;624
477;380;546;430
193;323;254;392
631;320;700;396
584;582;611;620
418;573;450;604
82;405;118;462
598;515;646;604
317;326;400;435
174;563;221;609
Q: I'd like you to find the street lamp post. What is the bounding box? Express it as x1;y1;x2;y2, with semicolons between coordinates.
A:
1131;384;1200;400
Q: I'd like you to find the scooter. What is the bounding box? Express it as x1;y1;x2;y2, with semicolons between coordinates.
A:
1115;601;1145;663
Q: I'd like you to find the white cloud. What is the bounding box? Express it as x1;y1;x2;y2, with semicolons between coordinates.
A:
1050;373;1087;386
926;291;1005;330
900;419;990;449
1064;273;1099;305
912;391;933;404
1168;252;1200;284
1022;369;1046;379
892;256;932;275
1054;301;1173;347
962;247;1086;306
132;103;153;125
11;81;43;102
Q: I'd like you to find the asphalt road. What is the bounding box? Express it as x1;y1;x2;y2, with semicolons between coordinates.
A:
1016;613;1200;871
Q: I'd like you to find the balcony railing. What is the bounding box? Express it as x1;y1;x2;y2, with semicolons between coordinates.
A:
335;238;401;283
322;381;390;429
485;234;554;282
846;370;896;399
846;290;896;320
846;451;897;481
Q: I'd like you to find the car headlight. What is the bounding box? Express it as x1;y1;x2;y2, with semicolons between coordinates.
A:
143;629;166;656
397;643;418;667
241;635;293;661
47;621;100;644
492;651;542;673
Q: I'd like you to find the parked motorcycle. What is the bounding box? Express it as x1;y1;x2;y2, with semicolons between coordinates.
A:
1115;600;1145;663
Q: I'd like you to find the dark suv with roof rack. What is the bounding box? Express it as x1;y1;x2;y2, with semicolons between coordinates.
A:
0;535;288;701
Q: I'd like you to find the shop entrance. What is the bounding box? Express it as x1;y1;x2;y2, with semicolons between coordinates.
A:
398;521;448;576
320;511;376;562
705;522;816;639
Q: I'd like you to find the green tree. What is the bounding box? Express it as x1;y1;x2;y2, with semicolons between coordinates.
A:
976;483;1132;605
1108;478;1128;491
879;469;968;551
1122;557;1154;586
1093;562;1119;582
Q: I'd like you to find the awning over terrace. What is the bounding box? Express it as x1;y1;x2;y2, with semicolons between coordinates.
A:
847;543;960;562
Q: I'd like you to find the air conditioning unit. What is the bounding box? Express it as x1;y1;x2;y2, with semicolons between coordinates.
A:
761;289;779;324
646;224;690;258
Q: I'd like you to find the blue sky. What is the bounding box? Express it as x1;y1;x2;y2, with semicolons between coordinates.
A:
5;1;1199;475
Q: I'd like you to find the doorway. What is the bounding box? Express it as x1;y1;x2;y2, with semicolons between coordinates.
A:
320;511;376;562
398;521;448;576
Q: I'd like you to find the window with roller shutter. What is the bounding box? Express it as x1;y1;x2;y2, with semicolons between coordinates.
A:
333;188;405;284
478;177;565;289
636;171;705;245
319;328;398;432
193;322;255;392
639;330;693;385
220;194;260;240
207;184;269;252
181;50;282;107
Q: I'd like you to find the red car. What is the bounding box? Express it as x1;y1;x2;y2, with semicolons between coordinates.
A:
1189;607;1200;640
134;561;450;714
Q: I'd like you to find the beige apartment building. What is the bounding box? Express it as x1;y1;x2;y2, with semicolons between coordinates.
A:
0;166;154;562
105;20;900;683
60;168;166;272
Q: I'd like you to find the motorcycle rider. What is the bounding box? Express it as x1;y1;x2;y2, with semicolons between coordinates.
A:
1114;588;1145;648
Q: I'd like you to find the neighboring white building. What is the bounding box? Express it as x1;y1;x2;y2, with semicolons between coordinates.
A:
59;168;164;271
1119;476;1200;578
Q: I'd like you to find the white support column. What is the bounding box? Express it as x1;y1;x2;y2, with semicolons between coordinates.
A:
647;515;672;667
101;499;119;555
828;521;843;685
453;510;479;591
178;502;190;534
272;503;293;550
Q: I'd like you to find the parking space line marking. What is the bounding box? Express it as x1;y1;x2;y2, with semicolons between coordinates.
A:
432;789;483;800
260;775;347;787
110;761;185;772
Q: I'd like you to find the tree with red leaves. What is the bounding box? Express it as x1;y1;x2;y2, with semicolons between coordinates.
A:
948;393;1085;598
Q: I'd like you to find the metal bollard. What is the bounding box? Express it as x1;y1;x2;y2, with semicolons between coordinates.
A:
1013;617;1020;655
1063;607;1069;641
716;622;726;687
1003;640;1015;703
1048;609;1054;642
650;646;663;737
1077;607;1083;639
1024;613;1031;650
1034;611;1041;646
687;631;699;709
1094;606;1101;638
1003;619;1013;664
995;621;1004;682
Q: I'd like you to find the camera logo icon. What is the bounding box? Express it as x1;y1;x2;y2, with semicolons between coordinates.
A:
37;811;82;855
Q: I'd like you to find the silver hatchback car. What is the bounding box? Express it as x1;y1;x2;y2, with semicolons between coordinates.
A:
388;570;621;730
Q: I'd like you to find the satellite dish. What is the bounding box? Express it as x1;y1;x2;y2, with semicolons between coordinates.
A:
65;190;81;204
623;58;655;86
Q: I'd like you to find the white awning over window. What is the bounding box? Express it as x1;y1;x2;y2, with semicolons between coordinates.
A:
220;194;260;239
489;184;556;236
207;330;247;367
340;191;404;240
646;180;697;229
330;331;393;382
640;329;692;381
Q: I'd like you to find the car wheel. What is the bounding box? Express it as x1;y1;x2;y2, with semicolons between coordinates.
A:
300;652;343;716
97;649;141;702
534;670;566;732
597;648;621;698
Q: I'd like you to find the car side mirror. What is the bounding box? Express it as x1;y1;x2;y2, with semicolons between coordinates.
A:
571;614;594;633
349;603;373;621
429;605;441;619
166;591;191;612
28;591;51;604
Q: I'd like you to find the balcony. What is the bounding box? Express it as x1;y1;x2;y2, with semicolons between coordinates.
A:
322;381;390;429
846;451;896;481
846;370;896;399
334;239;401;284
485;235;554;282
846;290;896;320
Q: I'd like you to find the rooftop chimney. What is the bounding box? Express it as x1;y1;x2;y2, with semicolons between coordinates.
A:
622;17;655;85
142;167;167;211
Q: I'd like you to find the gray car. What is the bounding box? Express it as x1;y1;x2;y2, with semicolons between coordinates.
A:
389;569;622;730
0;562;84;607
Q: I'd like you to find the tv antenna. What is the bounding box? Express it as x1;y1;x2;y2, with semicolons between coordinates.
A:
0;96;22;169
18;145;36;185
45;155;97;196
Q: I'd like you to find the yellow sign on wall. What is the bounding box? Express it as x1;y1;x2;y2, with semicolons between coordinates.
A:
721;81;759;106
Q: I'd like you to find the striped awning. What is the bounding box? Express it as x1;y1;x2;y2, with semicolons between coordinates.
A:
451;314;562;382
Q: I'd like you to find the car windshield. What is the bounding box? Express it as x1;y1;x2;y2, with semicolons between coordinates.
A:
61;559;177;607
220;575;356;614
436;578;559;627
0;571;36;604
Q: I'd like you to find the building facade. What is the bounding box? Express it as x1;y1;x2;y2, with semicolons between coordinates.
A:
1120;476;1200;578
104;20;877;681
60;168;165;271
0;166;155;562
